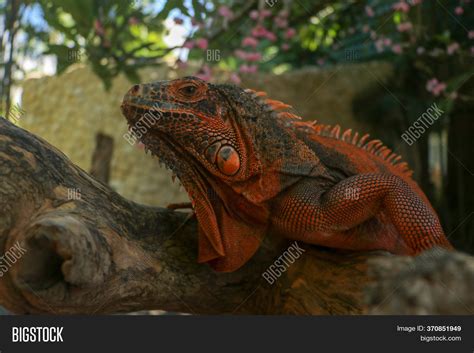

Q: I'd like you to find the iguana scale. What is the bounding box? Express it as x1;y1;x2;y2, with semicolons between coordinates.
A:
121;76;453;272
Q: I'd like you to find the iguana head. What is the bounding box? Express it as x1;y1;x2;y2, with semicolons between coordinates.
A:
121;76;307;272
121;76;269;181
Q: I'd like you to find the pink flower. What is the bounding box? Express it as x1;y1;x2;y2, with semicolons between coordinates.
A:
392;1;410;13
432;83;446;96
250;10;259;20
235;50;262;62
235;49;247;60
183;40;195;49
265;31;277;41
365;6;375;17
278;10;288;18
397;22;413;32
383;38;392;46
454;6;464;15
196;38;208;50
447;42;460;55
218;5;233;19
239;64;257;74
375;39;384;52
370;31;377;40
391;44;403;54
410;0;422;5
251;25;267;37
251;25;277;42
239;64;249;73
468;31;474;39
362;25;370;33
246;52;262;62
275;17;288;28
242;36;258;48
230;73;241;85
426;78;446;96
281;43;290;51
285;28;297;39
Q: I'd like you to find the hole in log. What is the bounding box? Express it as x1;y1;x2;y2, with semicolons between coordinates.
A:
19;234;66;291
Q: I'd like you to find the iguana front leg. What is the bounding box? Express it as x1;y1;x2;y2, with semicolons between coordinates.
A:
272;173;452;254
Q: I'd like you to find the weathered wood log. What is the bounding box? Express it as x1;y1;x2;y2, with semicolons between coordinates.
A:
0;117;380;314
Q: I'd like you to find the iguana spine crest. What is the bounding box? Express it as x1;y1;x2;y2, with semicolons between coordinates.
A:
247;88;412;177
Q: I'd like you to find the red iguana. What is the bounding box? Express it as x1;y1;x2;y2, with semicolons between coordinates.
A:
121;76;453;272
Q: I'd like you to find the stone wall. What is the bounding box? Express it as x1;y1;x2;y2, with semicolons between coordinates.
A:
20;62;392;206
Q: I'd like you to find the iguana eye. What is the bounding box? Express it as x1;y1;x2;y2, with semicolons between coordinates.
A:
170;79;207;102
179;85;197;96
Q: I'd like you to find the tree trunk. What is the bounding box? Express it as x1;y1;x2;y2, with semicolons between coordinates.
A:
445;104;474;252
89;132;114;184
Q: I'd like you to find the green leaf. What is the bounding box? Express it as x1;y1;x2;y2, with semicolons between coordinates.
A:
445;70;474;92
191;0;206;21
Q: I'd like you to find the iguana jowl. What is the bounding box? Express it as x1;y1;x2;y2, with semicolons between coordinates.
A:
121;76;453;272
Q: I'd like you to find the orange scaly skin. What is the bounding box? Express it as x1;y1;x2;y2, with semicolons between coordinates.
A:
121;77;453;272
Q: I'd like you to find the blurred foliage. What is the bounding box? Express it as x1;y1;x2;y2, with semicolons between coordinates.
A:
186;0;473;114
1;0;473;250
35;0;173;88
5;1;473;98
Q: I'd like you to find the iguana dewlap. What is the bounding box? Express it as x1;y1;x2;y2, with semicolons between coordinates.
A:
121;76;453;272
